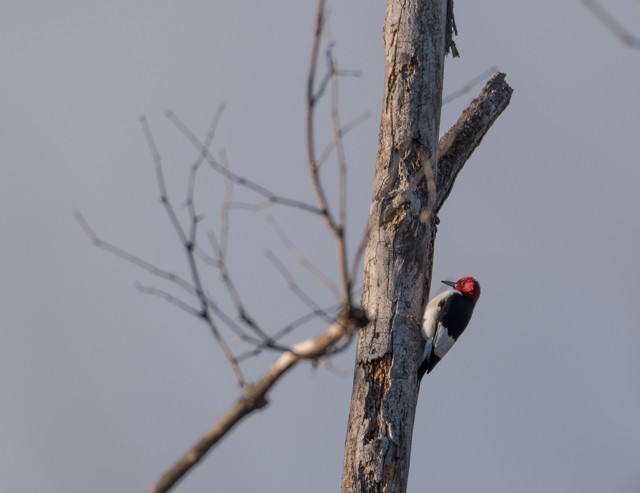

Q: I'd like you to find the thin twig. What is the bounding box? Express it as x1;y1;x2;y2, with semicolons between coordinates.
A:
217;149;233;259
141;116;246;388
140;117;189;246
136;283;203;318
306;0;337;233
235;303;341;362
146;312;361;493
443;66;500;104
166;110;323;215
265;249;334;324
270;302;340;341
316;111;371;169
75;212;196;295
268;218;342;300
208;232;273;342
328;50;351;298
76;212;249;384
305;1;355;307
582;0;640;49
185;106;224;225
202;293;292;352
206;149;269;339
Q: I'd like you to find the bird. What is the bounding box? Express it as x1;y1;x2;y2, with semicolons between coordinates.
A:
418;276;481;380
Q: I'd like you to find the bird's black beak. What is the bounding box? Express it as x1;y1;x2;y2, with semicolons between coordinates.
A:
441;280;456;288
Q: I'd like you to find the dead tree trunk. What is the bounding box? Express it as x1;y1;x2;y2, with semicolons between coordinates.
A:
340;2;448;491
341;1;512;492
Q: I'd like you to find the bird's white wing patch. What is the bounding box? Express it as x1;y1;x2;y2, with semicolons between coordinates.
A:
421;290;452;340
433;324;456;359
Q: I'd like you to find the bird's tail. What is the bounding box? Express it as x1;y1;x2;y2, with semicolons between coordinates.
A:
417;359;429;382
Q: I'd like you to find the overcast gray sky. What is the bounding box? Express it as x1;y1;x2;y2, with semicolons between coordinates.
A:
2;1;640;492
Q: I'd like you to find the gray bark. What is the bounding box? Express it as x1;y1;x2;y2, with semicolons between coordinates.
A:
340;1;513;492
341;2;448;492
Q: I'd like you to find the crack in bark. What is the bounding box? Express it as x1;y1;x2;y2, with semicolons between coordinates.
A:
363;354;392;442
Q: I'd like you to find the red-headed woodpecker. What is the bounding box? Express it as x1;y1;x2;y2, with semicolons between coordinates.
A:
418;276;481;380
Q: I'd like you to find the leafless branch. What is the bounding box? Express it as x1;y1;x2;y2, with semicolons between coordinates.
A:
206;232;275;345
235;303;341;362
140;116;246;388
265;249;334;324
328;49;348;241
79;1;371;491
305;0;355;304
146;311;365;493
385;71;513;229
316;110;371;168
166;110;323;215
268;218;342;300
74;211;196;296
582;0;640;49
185;106;225;225
190;149;275;345
435;72;514;214
306;0;337;233
77;210;269;352
77;211;252;386
135;283;202;318
217;149;233;258
140;117;189;246
270;306;339;340
443;66;500;104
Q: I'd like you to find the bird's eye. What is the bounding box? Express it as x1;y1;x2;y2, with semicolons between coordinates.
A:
459;281;465;286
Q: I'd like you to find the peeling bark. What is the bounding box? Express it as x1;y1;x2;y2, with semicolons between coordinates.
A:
340;2;512;493
341;2;448;492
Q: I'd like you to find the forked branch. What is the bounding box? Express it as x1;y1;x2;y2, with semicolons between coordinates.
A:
76;1;371;491
146;311;366;493
142;3;369;491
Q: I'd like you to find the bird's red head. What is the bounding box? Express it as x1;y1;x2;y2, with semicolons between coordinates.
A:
443;276;481;304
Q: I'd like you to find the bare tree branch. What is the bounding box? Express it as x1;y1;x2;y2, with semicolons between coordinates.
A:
140;116;247;387
146;311;366;493
328;50;349;249
78;1;373;490
268;218;342;300
135;283;202;318
234;303;340;361
193;152;280;346
305;1;354;304
316;110;371;169
217;149;234;258
306;0;338;232
77;209;276;352
269;303;340;341
265;249;334;324
74;212;197;295
435;72;514;213
582;0;640;49
205;233;278;346
443;66;500;104
140;117;189;246
77;211;255;387
386;68;505;228
327;52;351;296
166;110;323;215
